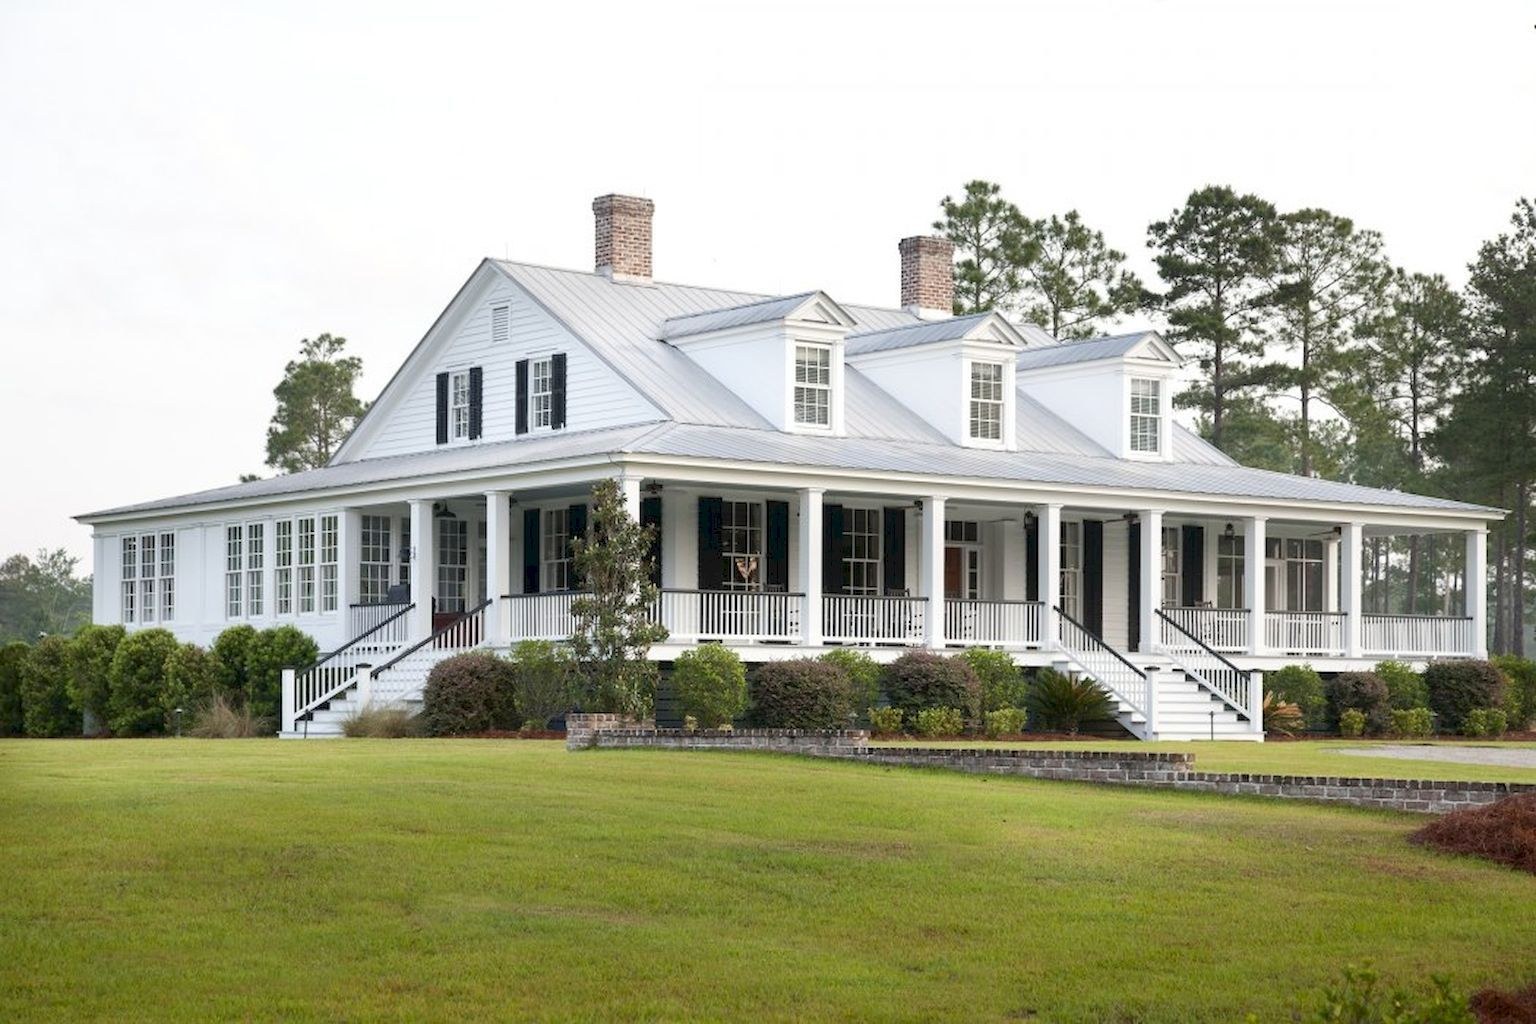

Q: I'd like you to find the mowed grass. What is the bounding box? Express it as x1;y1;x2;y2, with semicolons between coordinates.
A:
870;738;1536;785
1;740;1533;1023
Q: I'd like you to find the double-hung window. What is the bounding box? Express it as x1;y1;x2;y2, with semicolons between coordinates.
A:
844;508;881;595
124;533;174;624
541;508;571;592
531;357;554;429
1060;522;1082;620
121;536;138;624
158;533;175;621
359;515;392;604
226;526;244;618
319;515;339;612
793;344;831;427
969;362;1003;441
139;534;156;623
1130;378;1161;454
719;501;762;591
437;519;468;612
1216;533;1245;609
275;521;294;614
297;518;316;613
1160;525;1180;607
246;524;265;616
449;370;471;441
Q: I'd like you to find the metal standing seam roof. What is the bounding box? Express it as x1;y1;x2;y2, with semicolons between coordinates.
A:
657;291;826;340
1012;331;1161;371
843;312;1003;355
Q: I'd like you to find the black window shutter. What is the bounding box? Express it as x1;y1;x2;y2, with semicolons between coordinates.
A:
822;504;846;596
1181;525;1204;606
522;508;541;594
882;507;905;594
697;497;723;590
762;501;789;591
435;372;449;445
515;359;529;435
1025;517;1040;603
1083;519;1104;638
640;496;662;587
1126;521;1141;651
550;353;568;430
468;366;483;440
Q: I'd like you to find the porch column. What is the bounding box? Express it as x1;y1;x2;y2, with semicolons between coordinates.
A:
484;490;511;646
1341;521;1364;658
408;499;435;640
1244;516;1267;655
921;495;947;648
1039;503;1062;644
1466;527;1488;657
1139;509;1164;653
339;508;361;615
619;474;642;522
798;487;823;646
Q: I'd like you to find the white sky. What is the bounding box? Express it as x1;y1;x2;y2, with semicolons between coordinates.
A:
1;0;1531;571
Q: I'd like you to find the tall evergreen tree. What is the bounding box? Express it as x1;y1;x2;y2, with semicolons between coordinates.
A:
1147;186;1284;451
1020;211;1144;338
265;334;367;473
933;181;1037;314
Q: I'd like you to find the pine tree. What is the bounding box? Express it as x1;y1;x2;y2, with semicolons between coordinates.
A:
933;181;1037;314
1020;211;1144;339
265;334;367;473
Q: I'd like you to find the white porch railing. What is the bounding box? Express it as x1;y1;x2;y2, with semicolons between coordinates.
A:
505;592;580;641
1054;606;1148;723
661;590;802;644
348;601;412;643
944;599;1045;648
1265;611;1346;656
366;598;492;705
1362;614;1475;657
1160;606;1249;653
823;595;927;646
1155;609;1253;718
289;601;414;729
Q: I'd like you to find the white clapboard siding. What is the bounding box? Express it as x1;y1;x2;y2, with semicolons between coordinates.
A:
353;279;658;461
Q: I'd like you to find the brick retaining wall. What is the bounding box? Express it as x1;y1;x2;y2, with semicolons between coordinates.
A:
566;718;1536;813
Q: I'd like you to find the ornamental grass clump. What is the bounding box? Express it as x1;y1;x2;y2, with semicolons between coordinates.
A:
189;693;269;738
342;705;421;738
1262;693;1305;738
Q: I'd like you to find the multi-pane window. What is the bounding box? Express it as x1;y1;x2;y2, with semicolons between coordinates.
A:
1060;522;1082;621
139;534;156;623
1281;538;1325;612
490;304;510;344
359;515;392;605
449;369;471;441
225;525;243;618
477;520;488;603
158;533;175;621
793;344;831;427
969;362;1004;441
541;508;571;592
244;523;264;616
319;515;339;612
398;516;411;591
720;501;763;591
438;518;468;612
531;357;554;429
1130;378;1161;454
1160;525;1180;607
944;521;980;544
275;521;294;614
297;517;316;613
1217;533;1245;609
121;536;138;624
844;508;881;596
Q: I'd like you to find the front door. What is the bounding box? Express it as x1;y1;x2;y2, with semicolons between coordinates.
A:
944;546;980;600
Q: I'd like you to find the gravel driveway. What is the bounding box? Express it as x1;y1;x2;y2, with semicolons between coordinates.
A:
1336;744;1536;769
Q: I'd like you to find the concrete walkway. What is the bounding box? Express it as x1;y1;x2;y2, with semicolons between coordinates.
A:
1337;744;1536;769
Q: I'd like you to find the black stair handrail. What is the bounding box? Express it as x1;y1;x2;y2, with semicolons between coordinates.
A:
370;597;492;679
1053;605;1145;679
299;602;415;674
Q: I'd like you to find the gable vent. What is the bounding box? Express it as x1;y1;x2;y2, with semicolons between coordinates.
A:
491;304;509;345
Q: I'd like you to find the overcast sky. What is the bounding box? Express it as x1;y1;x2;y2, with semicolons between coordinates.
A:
1;0;1531;570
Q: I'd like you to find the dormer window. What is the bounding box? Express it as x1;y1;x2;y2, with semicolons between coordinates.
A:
969;361;1004;441
794;344;831;427
1130;378;1161;454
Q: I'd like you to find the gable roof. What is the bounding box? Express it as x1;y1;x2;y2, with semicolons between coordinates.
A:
1013;331;1180;371
844;312;1031;356
658;290;854;340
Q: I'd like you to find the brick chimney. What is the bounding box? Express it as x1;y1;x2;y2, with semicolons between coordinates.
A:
899;235;954;319
593;194;654;282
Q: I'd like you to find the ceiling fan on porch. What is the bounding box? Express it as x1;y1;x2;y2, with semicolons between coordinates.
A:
432;501;457;520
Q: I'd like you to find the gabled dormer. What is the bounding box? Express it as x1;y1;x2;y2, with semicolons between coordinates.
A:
844;312;1030;449
659;291;856;434
1013;331;1185;461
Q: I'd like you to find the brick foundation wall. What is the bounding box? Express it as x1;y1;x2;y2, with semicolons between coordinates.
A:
856;746;1195;785
1164;772;1534;814
582;727;869;758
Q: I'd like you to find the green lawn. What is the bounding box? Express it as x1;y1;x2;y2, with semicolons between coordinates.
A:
870;738;1536;785
2;740;1532;1023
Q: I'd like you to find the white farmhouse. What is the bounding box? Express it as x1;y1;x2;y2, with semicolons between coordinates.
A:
77;195;1496;740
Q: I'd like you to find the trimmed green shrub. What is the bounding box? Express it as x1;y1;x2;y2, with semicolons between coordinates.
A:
1463;708;1507;739
913;706;965;738
420;652;519;736
881;651;981;722
244;626;319;722
1266;664;1326;730
1375;660;1429;712
1028;669;1115;736
1424;659;1506;734
984;707;1028;738
1491;655;1536;731
748;658;855;730
66;624;125;729
868;706;904;736
211;624;258;698
1339;708;1366;738
960;648;1028;713
672;646;747;729
1390;707;1435;739
21;635;77;737
162;643;222;731
106;628;179;736
0;641;28;736
1326;672;1392;736
820;649;880;714
509;640;577;730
